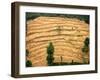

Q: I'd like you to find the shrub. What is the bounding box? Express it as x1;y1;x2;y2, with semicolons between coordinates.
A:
82;37;89;53
26;60;32;67
84;37;89;47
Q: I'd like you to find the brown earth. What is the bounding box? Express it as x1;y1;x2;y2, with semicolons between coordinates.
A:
26;16;89;67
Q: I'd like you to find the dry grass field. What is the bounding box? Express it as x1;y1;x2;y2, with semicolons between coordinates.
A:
26;16;89;67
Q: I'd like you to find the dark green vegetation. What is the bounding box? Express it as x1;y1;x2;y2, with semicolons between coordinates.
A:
46;42;54;66
26;60;32;67
81;37;89;63
26;49;32;67
82;37;89;53
26;12;89;24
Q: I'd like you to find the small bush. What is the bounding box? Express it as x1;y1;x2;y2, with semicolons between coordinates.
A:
84;37;89;47
26;60;32;67
82;37;89;53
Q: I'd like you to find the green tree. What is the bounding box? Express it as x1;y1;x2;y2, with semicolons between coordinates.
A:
82;37;89;53
82;37;89;63
46;42;54;66
84;37;89;47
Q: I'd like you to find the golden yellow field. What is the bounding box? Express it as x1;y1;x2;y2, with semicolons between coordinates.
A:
26;16;89;67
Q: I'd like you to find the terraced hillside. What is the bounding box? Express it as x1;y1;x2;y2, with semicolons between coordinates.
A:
26;16;89;67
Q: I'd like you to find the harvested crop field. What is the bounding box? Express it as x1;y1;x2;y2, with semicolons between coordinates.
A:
26;15;89;67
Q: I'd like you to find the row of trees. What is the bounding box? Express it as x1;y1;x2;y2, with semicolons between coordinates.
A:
26;12;89;24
